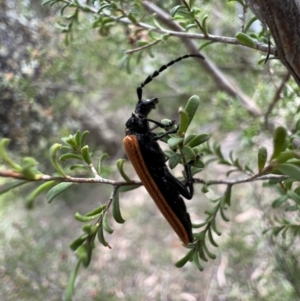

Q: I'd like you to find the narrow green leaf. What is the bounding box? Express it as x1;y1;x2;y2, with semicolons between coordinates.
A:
184;95;200;128
47;182;75;203
207;227;218;247
75;243;92;267
112;189;125;224
117;159;131;182
97;222;109;246
244;16;258;33
81;146;92;165
69;235;88;251
0;138;22;171
236;32;255;47
181;146;196;161
271;126;287;160
175;249;193;268
168;153;182;169
59;153;82;162
26;180;57;209
201;14;208;35
272;195;288;208
186;134;210;148
97;153;109;175
202;240;216;259
170;5;186;17
119;184;141;192
63;260;81;301
211;218;221;236
276;163;300;181
224;185;232;206
85;205;106;217
103;212;114;234
258;146;268;172
50;143;67;177
0;180;29;196
80;131;90;148
184;134;196;145
168;137;184;149
74;130;81;148
287;190;300;205
75;211;101;222
178;108;189;135
193;250;204;271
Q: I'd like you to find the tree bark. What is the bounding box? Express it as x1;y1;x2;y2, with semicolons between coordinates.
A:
248;0;300;86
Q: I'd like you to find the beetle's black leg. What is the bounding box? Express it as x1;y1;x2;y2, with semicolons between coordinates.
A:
147;118;175;129
162;160;194;200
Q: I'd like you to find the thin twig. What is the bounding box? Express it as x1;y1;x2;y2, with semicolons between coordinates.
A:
264;72;290;129
0;169;287;187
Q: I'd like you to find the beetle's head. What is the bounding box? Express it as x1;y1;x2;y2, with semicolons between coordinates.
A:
135;97;158;117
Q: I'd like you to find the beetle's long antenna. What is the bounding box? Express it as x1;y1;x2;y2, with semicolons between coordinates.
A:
136;53;204;102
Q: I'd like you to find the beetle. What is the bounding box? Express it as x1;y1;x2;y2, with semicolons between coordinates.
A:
123;54;204;245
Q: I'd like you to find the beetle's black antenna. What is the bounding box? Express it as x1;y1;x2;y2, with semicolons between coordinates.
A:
136;53;204;102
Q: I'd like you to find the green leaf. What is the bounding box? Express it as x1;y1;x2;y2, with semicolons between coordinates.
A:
112;189;125;224
275;151;300;164
26;180;57;209
75;211;101;222
272;195;288;208
0;138;22;171
244;16;258;33
97;153;109;175
287;190;300;205
50;143;66;177
276;163;300;181
258;146;268;172
186;134;210;148
69;235;88;251
207;227;218;247
202;240;216;259
168;153;182;169
168;137;184;149
46;182;76;203
181;146;196;161
85;205;106;217
0;180;29;196
178;108;190;135
117;159;132;182
170;5;186;17
63;260;81;301
224;185;232;206
80;131;90;148
103;212;114;234
201;14;208;35
74;130;81;148
81;145;92;165
235;32;255;47
184;95;200;128
119;184;141;192
75;244;91;267
271;126;287;160
97;222;109;246
59;153;83;162
175;249;193;268
193;250;204;271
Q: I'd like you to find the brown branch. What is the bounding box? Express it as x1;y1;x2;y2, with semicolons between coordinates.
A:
248;0;300;86
142;1;262;117
264;71;291;129
0;169;287;187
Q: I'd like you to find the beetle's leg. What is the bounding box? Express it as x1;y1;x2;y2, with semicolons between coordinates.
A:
147;118;175;129
162;161;194;200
